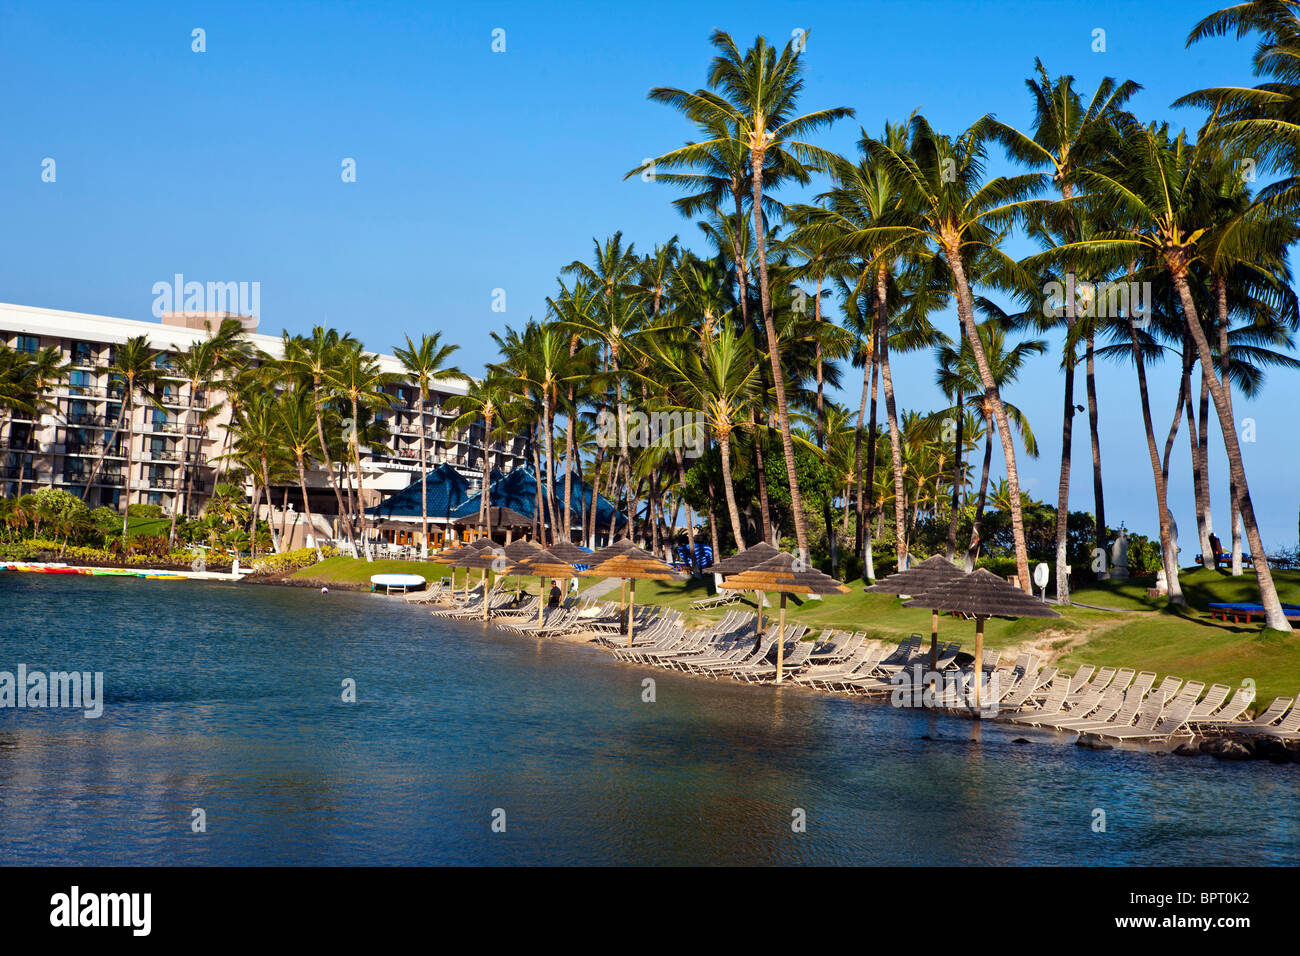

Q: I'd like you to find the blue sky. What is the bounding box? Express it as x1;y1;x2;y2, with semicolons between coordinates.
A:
1;0;1296;551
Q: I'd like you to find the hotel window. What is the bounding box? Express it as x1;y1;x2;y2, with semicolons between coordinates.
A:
68;370;91;393
71;342;94;365
15;335;38;353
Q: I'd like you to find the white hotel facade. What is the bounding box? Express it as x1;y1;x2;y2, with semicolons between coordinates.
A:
0;302;528;524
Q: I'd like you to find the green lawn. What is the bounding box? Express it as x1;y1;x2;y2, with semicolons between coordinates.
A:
297;558;1300;711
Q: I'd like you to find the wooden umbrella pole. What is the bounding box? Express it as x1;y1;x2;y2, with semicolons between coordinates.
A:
776;592;788;683
974;617;984;712
482;570;491;621
537;576;545;629
929;609;940;702
627;577;636;646
620;579;627;610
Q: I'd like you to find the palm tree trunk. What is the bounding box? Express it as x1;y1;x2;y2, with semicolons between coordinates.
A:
718;432;747;551
1086;330;1106;555
945;395;965;562
84;401;128;498
749;157;808;556
752;424;773;544
1128;313;1185;606
863;335;881;580
1053;334;1077;604
1187;368;1212;569
1196;369;1215;567
543;395;559;544
1212;282;1245;578
261;456;284;553
967;423;995;571
417;390;428;556
121;391;135;543
349;395;371;561
296;454;322;559
875;268;908;571
1177;275;1286;628
943;245;1031;590
483;409;494;545
852;335;871;562
312;393;355;555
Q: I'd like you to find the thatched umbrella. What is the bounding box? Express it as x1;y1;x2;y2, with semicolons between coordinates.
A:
711;542;782;643
719;553;849;682
904;568;1060;710
866;555;967;674
503;538;543;598
451;506;534;531
578;544;684;644
585;538;640;608
454;546;508;620
509;548;581;629
445;538;497;600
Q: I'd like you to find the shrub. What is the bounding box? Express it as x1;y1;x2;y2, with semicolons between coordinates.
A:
127;504;164;518
248;546;339;577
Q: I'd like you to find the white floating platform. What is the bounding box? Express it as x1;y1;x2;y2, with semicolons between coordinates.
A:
370;573;427;594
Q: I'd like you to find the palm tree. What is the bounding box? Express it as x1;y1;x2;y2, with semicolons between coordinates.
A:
82;336;161;539
10;346;68;500
274;386;327;558
282;328;359;555
989;60;1139;602
642;29;853;557
1180;0;1300;212
650;323;759;550
936;321;1043;570
447;375;509;544
322;342;399;560
393;333;466;556
802;120;923;569
1055;124;1293;630
169;337;218;544
850;115;1045;590
228;388;288;554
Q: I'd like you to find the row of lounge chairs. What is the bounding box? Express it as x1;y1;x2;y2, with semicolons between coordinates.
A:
597;612;1294;746
990;663;1299;743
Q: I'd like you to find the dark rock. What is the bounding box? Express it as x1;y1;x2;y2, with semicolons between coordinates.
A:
1204;738;1254;761
1077;735;1113;751
920;735;933;741
1173;742;1202;757
1013;738;1031;744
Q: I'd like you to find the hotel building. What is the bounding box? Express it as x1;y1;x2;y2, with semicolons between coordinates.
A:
0;302;528;530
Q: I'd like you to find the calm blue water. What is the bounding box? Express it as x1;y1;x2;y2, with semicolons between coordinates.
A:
0;575;1295;865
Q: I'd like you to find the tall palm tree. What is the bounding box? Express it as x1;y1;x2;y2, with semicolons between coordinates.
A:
936;321;1043;569
11;346;68;500
1179;0;1300;211
1055;124;1293;630
642;29;853;557
83;336;161;539
170;336;218;544
393;333;466;556
275;386;327;558
322;343;399;560
281;328;359;554
447;375;509;544
847;116;1045;589
989;60;1139;602
650;323;759;550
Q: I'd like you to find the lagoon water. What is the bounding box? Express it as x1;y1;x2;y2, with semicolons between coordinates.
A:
0;575;1296;865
